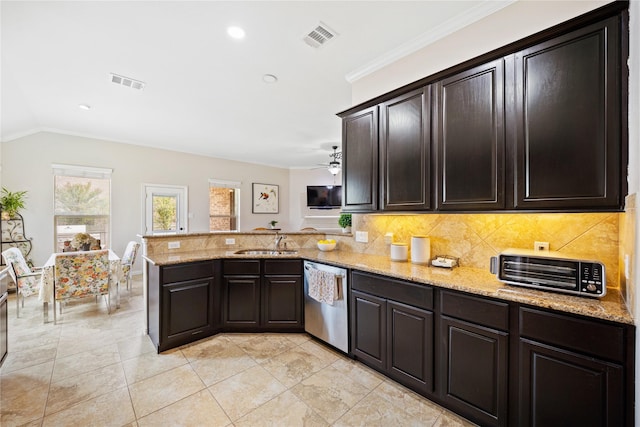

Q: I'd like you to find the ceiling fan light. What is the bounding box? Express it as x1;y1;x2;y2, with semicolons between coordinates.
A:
327;162;341;175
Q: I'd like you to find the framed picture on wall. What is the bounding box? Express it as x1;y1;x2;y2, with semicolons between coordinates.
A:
252;183;279;213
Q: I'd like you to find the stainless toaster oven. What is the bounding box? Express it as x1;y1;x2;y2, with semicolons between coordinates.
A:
490;249;606;298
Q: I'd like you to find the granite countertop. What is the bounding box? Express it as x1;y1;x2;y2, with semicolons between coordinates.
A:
144;248;634;325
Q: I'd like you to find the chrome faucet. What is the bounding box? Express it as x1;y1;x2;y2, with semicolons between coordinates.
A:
274;232;286;250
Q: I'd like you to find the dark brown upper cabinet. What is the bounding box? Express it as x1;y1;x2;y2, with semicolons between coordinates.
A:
380;87;431;210
513;16;621;210
338;3;626;213
434;60;505;210
342;106;379;212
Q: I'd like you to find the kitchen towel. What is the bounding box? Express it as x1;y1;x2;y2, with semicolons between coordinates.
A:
307;267;339;305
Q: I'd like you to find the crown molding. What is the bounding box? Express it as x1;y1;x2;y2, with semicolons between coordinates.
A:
345;0;516;83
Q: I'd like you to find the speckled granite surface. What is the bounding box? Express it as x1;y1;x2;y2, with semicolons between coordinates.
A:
144;248;634;325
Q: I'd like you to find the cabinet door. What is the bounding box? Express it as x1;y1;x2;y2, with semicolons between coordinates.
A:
519;338;624;427
440;316;509;427
342;106;378;211
161;277;214;350
380;87;431;210
514;17;621;209
435;59;505;210
262;275;302;329
387;301;433;395
351;289;386;371
223;276;260;329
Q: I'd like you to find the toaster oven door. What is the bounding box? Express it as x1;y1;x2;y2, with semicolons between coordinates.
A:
499;255;580;291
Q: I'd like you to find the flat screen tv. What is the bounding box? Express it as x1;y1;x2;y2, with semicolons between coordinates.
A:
307;185;342;208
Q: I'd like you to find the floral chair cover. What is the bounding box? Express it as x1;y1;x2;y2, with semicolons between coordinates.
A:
1;247;42;317
121;241;140;290
54;250;110;323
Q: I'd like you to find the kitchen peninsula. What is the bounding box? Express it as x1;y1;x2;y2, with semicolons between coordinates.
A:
142;230;635;427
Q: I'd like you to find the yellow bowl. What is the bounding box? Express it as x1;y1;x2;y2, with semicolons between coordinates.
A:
317;242;337;251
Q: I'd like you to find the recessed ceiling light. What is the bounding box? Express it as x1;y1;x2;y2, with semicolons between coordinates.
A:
78;104;91;110
227;26;245;39
262;74;278;84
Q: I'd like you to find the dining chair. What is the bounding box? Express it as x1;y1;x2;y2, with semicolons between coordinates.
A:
53;249;111;324
121;241;140;291
1;247;43;317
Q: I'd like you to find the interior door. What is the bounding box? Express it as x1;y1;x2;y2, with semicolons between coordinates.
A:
144;185;188;235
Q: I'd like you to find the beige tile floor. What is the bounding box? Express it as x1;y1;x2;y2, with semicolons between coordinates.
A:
1;275;477;426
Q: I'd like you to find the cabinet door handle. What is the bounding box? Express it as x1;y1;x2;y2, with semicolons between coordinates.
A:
191;330;203;335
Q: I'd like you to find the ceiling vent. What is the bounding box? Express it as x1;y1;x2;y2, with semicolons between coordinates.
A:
303;22;338;49
109;73;145;90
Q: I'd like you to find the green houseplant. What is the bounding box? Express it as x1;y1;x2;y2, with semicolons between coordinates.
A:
269;220;278;229
0;187;27;220
338;213;352;233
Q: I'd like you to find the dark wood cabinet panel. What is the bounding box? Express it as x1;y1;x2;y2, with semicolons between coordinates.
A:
519;338;624;427
351;272;435;397
380;87;431;210
435;59;505;210
162;278;213;341
338;5;626;213
223;259;303;332
351;289;386;371
262;275;302;329
223;276;260;329
342;106;378;211
148;260;218;352
514;17;621;209
387;301;433;394
440;316;509;427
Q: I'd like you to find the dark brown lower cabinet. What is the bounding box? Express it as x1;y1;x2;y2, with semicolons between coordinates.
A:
148;260;218;352
439;316;509;426
519;339;623;427
351;290;386;371
223;259;303;332
224;276;260;329
387;301;433;394
518;306;631;427
438;290;510;427
262;275;303;328
351;271;434;396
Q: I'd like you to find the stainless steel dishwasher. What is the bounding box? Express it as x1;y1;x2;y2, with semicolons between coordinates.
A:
303;260;349;353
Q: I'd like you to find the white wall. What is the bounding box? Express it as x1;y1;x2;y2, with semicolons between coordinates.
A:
1;131;291;267
288;168;343;232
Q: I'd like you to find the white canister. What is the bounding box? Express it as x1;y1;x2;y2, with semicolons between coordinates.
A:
390;243;408;262
411;235;431;264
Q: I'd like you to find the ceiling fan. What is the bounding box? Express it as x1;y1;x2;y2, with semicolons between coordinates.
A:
315;145;342;175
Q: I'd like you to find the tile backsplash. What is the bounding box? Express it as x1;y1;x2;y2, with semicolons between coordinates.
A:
338;212;620;289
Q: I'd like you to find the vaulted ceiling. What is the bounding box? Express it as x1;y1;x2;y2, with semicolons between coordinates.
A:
1;1;511;169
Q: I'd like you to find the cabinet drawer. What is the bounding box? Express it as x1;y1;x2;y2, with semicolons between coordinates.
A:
264;259;302;275
223;260;260;276
440;291;509;331
162;261;215;284
352;271;433;310
519;307;626;363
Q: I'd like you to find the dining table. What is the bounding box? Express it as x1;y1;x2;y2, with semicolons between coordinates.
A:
38;249;122;323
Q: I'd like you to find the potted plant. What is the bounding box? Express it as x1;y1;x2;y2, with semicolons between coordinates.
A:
0;187;27;220
269;220;279;229
338;213;352;233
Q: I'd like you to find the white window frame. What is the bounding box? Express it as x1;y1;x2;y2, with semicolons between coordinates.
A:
52;163;112;250
142;184;188;235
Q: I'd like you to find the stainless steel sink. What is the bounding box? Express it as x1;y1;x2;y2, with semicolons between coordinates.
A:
234;249;298;255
